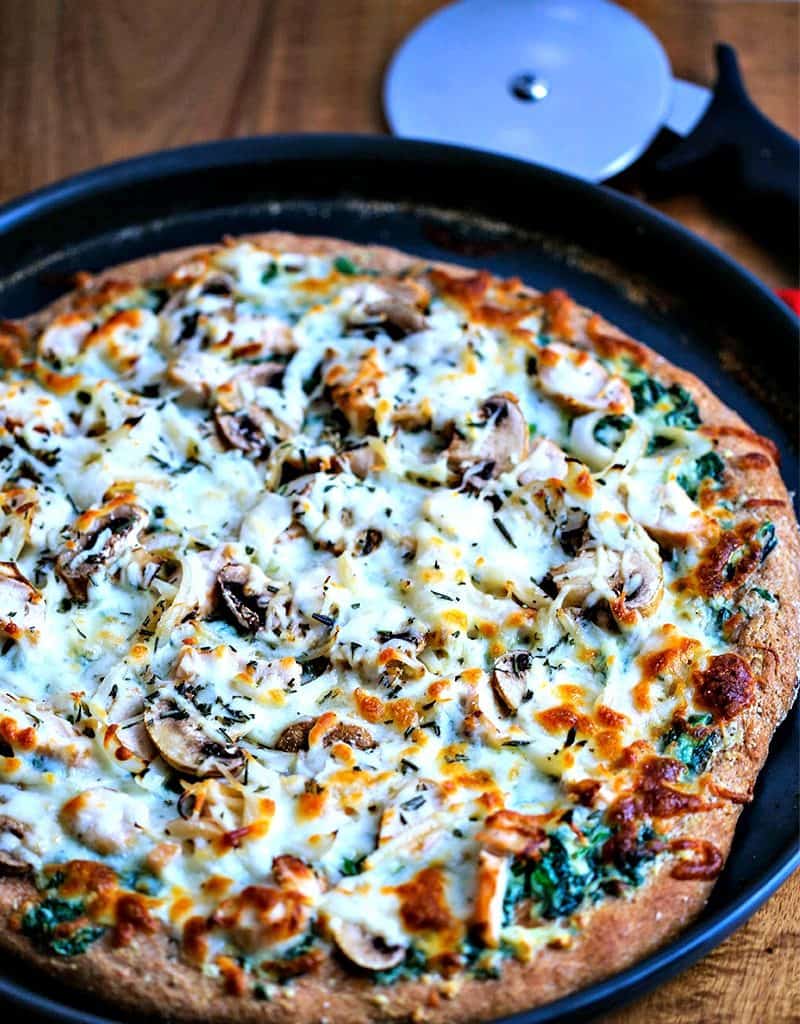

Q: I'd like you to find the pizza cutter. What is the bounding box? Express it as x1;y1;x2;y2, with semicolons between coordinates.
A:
384;0;799;260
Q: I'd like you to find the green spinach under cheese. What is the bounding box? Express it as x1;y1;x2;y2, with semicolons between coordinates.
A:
0;239;782;996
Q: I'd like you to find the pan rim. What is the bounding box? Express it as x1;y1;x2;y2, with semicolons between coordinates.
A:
0;131;796;1024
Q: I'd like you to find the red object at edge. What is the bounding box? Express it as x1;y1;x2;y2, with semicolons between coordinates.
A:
775;288;800;316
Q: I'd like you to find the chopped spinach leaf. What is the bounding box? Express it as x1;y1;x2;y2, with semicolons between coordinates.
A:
646;434;674;455
280;930;316;960
593;414;632;449
660;716;721;776
260;262;278;285
677;450;725;500
625;364;700;428
630;374;666;413
22;897;104;957
503;814;658;925
756;521;777;562
340;855;367;877
663;384;700;428
333;256;360;276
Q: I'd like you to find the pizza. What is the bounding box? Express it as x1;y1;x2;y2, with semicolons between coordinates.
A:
0;233;795;1023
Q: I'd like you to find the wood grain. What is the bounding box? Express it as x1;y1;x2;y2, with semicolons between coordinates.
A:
0;2;797;1022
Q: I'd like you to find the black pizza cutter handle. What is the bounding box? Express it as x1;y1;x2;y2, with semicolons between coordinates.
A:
646;44;799;265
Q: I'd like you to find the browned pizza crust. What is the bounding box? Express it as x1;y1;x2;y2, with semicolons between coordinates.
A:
0;232;797;1023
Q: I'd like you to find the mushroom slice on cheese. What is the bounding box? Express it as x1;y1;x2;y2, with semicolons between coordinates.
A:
535;342;633;414
214;405;289;457
161;269;237;314
329;919;406;972
623;478;716;549
491;651;535;714
345;278;429;338
217;562;272;633
0;562;45;641
0;815;32;876
56;498;148;602
330;443;381;479
471;851;509;948
321;720;377;750
143;697;245;779
447;392;529;486
213;361;294;456
274;717;314;753
551;542;663;626
610;547;664;624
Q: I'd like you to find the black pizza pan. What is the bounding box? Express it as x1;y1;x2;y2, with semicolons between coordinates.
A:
0;134;796;1024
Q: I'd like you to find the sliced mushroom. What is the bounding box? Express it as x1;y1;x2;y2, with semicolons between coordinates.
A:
378;778;444;845
346;279;429;339
353;528;382;557
56;500;147;602
471;851;509;948
331;444;380;479
162;270;237;314
610;547;664;624
551;541;663;627
214;405;287;458
535;342;633;414
491;651;534;714
447;392;530;486
323;722;376;750
143;697;244;778
329;919;406;972
550;547;609;608
217;562;270;633
557;508;590;558
623;478;716;550
274;715;375;753
376;628;427;682
274;718;315;753
0;815;31;877
0;562;45;641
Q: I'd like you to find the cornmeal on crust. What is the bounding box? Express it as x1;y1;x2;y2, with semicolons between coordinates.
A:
0;233;796;1023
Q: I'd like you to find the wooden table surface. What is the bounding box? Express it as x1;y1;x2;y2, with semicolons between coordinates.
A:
0;2;797;1022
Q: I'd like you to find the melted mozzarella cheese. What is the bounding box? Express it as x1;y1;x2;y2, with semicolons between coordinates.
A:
0;241;746;981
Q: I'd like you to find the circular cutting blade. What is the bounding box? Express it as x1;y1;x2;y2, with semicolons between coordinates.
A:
384;0;673;182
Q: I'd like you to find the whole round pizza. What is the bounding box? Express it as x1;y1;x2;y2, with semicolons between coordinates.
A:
0;234;796;1023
